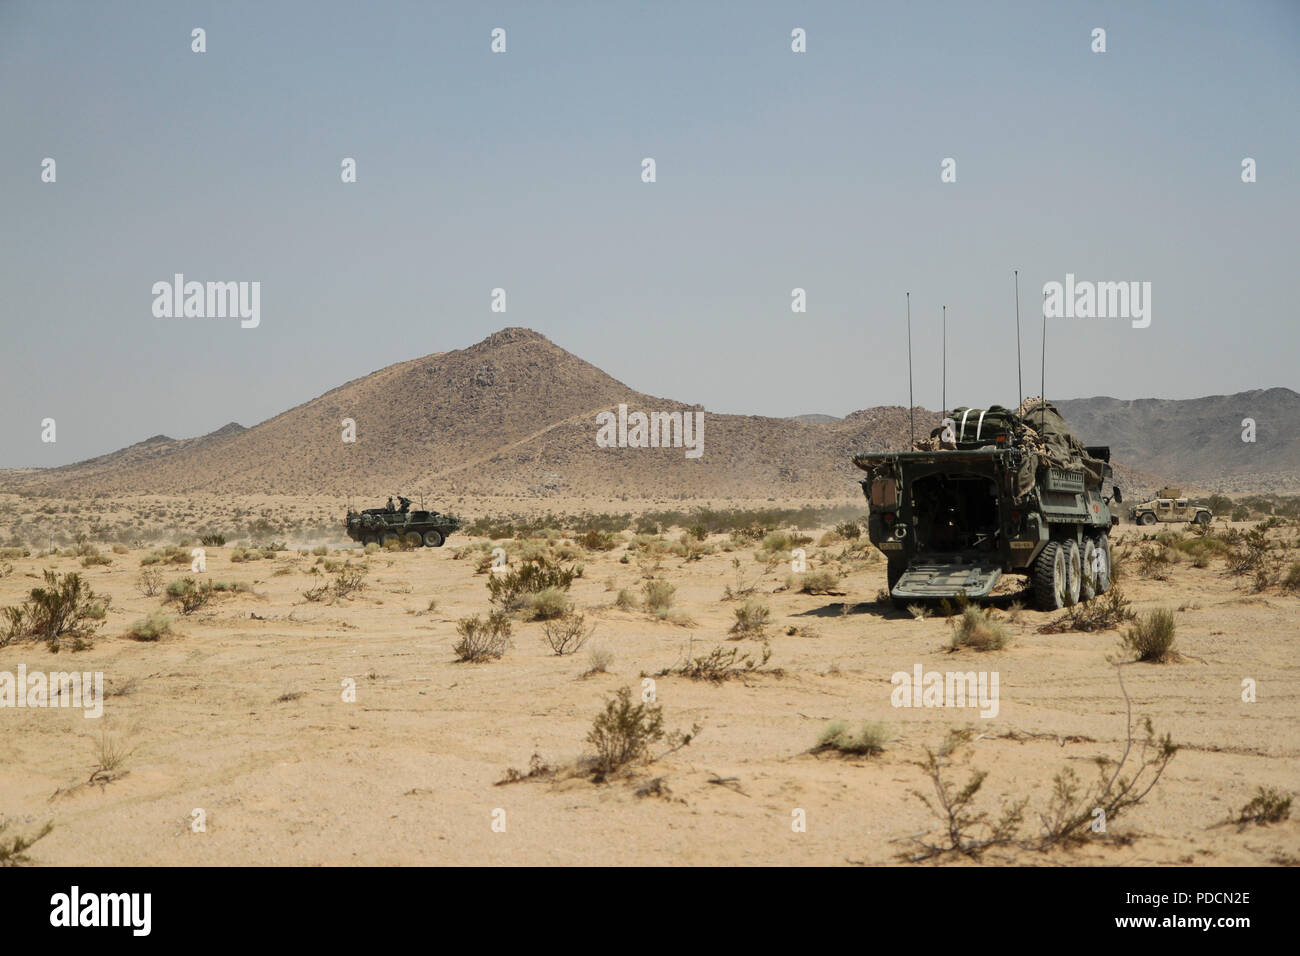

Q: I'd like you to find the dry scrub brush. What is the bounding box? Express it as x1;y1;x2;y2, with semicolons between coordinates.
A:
901;666;1179;862
453;611;513;662
583;686;699;782
1;570;108;651
541;609;595;656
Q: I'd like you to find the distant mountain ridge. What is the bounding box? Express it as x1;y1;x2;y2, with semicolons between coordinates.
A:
1;328;1295;498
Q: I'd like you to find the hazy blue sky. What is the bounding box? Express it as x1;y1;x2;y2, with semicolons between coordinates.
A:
2;0;1297;467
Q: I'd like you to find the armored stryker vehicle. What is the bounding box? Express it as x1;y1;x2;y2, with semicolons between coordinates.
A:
1128;488;1212;527
853;399;1122;611
345;497;462;548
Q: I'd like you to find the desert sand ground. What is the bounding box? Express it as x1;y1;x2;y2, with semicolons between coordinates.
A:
1;496;1297;866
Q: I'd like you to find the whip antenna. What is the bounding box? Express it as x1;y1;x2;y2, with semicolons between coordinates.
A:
906;292;915;447
1040;288;1048;432
1014;270;1023;409
941;305;947;419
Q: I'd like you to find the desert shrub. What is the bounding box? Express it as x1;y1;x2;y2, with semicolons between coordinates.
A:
453;611;513;662
1226;525;1271;580
1205;494;1233;516
526;586;569;621
1237;786;1292;825
126;611;173;642
760;531;795;553
1;570;107;650
1282;562;1300;592
949;606;1009;651
834;520;862;540
1135;543;1173;581
0;820;54;867
721;557;758;601
613;587;638;610
80;550;112;567
541;610;594;656
1121;608;1177;662
487;556;580;611
0;547;30;560
331;565;367;599
199;533;227;547
798;570;844;594
311;545;328;556
903;682;1179;860
111;544;128;554
585;686;665;779
1039;586;1134;633
301;582;329;602
578;530;619;552
165;577;213;614
642;579;676;613
585;645;615;674
816;720;890;756
729;598;770;638
661;643;773;682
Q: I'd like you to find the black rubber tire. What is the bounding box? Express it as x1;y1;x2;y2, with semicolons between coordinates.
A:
381;532;399;547
423;530;444;548
1063;539;1082;606
1080;538;1098;602
404;532;423;548
1094;535;1112;594
1195;512;1211;527
1140;513;1157;526
1033;541;1068;611
362;534;378;547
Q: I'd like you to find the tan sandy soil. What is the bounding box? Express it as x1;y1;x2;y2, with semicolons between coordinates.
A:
1;506;1297;866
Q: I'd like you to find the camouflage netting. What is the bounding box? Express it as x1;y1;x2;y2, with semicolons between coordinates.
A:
1013;397;1108;496
909;397;1107;499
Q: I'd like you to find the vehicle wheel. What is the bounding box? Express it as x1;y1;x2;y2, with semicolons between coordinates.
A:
1080;538;1098;602
381;532;399;547
405;532;423;548
423;530;444;548
1063;540;1082;606
1093;535;1112;594
362;534;378;547
1195;512;1211;528
1140;513;1157;526
1032;541;1069;611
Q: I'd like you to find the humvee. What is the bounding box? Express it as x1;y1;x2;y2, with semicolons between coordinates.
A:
1128;487;1212;527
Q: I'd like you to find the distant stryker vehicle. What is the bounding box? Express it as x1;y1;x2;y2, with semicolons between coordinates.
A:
1128;487;1212;527
853;399;1122;611
345;497;462;548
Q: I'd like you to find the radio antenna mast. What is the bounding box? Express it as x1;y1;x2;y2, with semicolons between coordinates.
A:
1014;270;1023;409
1040;288;1048;432
941;305;947;418
906;292;915;447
